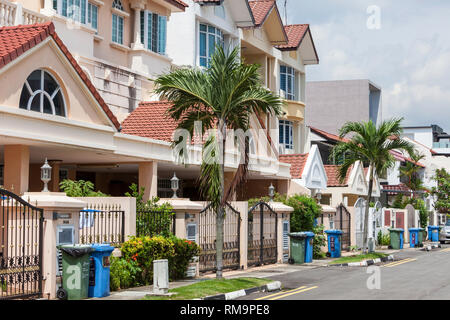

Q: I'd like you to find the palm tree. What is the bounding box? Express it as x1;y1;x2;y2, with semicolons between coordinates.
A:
154;46;284;278
399;152;426;199
331;118;416;253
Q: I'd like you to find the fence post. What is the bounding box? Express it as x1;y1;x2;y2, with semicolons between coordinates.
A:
237;201;248;270
13;2;23;26
268;202;294;264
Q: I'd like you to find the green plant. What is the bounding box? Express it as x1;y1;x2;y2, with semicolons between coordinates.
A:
59;179;108;197
110;256;142;291
331;118;416;252
348;245;358;252
154;45;284;278
391;194;405;209
414;199;429;228
377;230;390;246
120;235;200;285
430;168;450;214
285;194;322;232
313;225;326;259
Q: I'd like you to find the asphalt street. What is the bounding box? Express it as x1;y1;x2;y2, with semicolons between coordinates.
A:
240;246;450;300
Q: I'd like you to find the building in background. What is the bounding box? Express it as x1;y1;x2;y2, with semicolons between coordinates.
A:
305;79;382;135
402;124;450;157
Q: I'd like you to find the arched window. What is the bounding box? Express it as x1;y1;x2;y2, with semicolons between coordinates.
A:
19;70;66;117
112;0;124;11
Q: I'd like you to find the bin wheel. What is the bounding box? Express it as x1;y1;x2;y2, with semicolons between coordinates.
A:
326;252;331;258
57;288;68;300
288;258;295;264
388;245;392;249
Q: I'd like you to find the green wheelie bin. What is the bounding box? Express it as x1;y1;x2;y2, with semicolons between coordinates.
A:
288;232;307;264
57;244;93;300
417;228;425;247
388;228;404;250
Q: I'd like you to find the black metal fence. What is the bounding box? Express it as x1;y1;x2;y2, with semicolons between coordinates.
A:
136;209;176;237
0;188;43;300
79;207;125;247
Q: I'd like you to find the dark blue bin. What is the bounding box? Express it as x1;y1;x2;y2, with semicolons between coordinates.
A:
409;228;421;248
88;244;115;298
325;230;343;258
428;226;440;242
304;232;315;263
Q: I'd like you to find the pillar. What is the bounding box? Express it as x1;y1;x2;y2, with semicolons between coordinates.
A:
139;161;157;201
130;0;145;50
49;160;61;192
4;145;29;195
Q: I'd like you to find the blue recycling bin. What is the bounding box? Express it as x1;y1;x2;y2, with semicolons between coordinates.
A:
304;231;315;263
325;230;343;258
428;226;440;242
409;228;421;248
88;244;115;298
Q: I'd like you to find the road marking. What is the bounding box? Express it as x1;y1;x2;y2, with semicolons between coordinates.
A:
254;286;307;300
383;258;416;268
267;286;318;300
440;248;450;252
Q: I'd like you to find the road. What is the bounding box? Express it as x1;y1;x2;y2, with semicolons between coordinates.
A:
240;246;450;300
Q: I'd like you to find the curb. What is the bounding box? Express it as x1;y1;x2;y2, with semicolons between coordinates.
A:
330;254;395;267
423;243;441;251
202;281;281;300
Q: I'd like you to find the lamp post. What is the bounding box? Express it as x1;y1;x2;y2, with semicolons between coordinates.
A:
171;172;179;199
268;183;275;202
40;158;52;192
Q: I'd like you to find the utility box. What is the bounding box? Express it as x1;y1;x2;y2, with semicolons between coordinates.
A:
153;259;169;295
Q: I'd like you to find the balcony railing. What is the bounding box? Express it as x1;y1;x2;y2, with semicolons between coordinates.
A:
0;0;47;27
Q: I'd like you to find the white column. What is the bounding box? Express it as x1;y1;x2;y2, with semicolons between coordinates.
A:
130;0;145;50
41;0;56;16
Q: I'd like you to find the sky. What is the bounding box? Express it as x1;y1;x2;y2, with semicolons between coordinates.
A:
277;0;450;132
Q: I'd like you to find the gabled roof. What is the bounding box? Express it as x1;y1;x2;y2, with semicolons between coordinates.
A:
324;165;350;187
0;22;120;130
248;0;275;26
279;153;309;179
247;0;288;44
276;24;308;50
310;126;350;143
121;101;176;142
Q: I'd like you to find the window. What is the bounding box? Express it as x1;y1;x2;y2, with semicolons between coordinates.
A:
140;11;167;54
112;13;124;44
280;65;296;100
19;70;66;116
87;2;98;30
214;4;225;19
279;120;293;150
186;224;197;242
199;23;224;67
53;0;98;29
112;0;123;10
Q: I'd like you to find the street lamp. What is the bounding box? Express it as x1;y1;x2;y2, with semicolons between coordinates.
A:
268;183;275;202
40;158;52;192
171;172;179;199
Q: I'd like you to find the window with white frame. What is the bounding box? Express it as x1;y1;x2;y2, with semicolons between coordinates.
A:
199;23;224;67
53;0;98;30
112;13;124;44
279;120;293;150
140;11;167;54
19;70;66;117
280;65;296;100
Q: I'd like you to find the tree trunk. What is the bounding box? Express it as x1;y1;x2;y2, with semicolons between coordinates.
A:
362;166;374;254
216;119;226;279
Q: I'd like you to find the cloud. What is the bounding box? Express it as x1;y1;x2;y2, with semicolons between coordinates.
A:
282;0;450;132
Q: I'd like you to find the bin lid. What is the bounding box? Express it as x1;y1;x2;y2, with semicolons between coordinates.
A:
408;228;421;231
428;225;440;229
91;243;115;252
288;232;307;239
388;228;404;232
303;231;315;237
57;244;93;257
325;229;343;235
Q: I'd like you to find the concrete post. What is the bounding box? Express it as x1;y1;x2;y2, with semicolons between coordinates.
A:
22;192;86;299
4;145;30;195
267;202;294;264
153;259;169;294
237;201;248;269
138;162;157;202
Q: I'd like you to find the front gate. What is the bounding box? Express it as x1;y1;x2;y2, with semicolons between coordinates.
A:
247;201;277;266
198;202;241;273
0;189;43;299
336;204;351;250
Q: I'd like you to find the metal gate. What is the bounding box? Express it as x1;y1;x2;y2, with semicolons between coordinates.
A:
198;202;241;273
336;204;351;250
354;197;366;249
0;188;43;299
247;201;277;266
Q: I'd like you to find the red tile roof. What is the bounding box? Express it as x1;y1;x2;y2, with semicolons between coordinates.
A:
279;154;309;179
166;0;188;9
310;126;350;143
0;22;120;130
276;24;308;50
121;101;177;142
324;165;351;187
248;0;275;26
389;150;425;168
381;183;411;196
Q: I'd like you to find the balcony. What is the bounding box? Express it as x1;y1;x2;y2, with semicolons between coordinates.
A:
0;1;47;27
282;99;305;122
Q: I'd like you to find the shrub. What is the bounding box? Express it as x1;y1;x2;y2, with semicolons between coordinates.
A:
60;179;108;197
286;194;322;232
313;225;326;259
110;256;142;291
377;230;390;246
117;235;200;288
